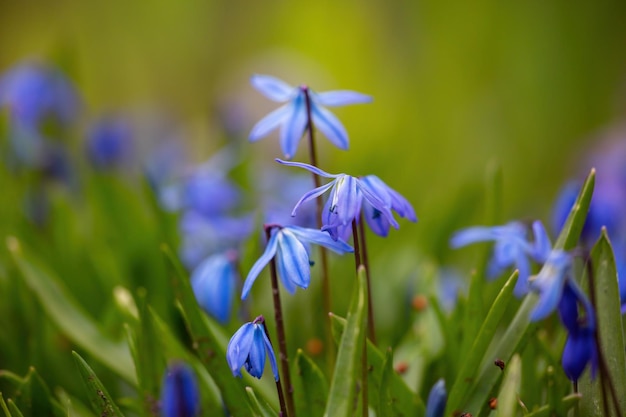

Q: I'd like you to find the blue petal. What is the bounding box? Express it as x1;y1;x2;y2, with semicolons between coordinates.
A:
246;326;267;378
260;324;280;381
290;180;336;217
333;176;361;226
311;104;349;150
425;379;447;417
558;283;580;333
362;201;391;237
287;226;354;254
513;250;531;297
531;220;552;262
191;253;236;323
562;327;594;382
249;104;292;142
529;251;571;321
450;227;498;248
227;323;255;377
279;94;308;159
242;231;279;299
358;181;398;229
161;362;200;417
251;74;296;102
314;90;372;107
275;158;339;179
275;229;311;291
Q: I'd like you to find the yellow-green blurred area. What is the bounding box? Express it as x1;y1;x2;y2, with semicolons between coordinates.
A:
2;0;626;250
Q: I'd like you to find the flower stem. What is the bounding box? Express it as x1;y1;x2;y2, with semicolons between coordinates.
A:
265;226;296;417
259;316;289;417
358;213;377;344
302;86;334;369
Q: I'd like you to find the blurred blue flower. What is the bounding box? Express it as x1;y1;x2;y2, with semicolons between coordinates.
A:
450;221;551;297
227;316;279;381
249;74;371;159
85;115;133;169
276;159;398;240
425;379;447;417
191;251;238;324
160;362;200;417
241;225;353;299
0;60;79;129
529;249;597;381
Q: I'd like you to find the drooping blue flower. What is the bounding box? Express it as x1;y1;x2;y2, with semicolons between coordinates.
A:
276;159;398;240
160;362;200;417
562;325;597;382
241;225;353;299
359;174;417;237
450;220;552;297
191;251;238;324
249;74;372;159
425;379;447;417
85;115;133;169
227;316;279;381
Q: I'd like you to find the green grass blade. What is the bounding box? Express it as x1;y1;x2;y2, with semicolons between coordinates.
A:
525;394;581;417
579;229;626;416
494;354;522;417
7;237;136;384
6;401;22;417
324;266;368;417
294;349;329;417
245;387;277;417
72;351;125;417
0;393;12;417
445;271;517;415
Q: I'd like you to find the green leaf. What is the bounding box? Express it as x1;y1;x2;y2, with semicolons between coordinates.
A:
161;244;255;417
445;271;517;415
377;348;425;417
462;169;595;415
324;266;368;417
72;351;125;417
6;401;23;417
579;229;626;416
329;298;426;415
0;393;13;417
494;354;522;417
525;394;581;417
245;387;277;417
293;349;329;417
7;238;136;384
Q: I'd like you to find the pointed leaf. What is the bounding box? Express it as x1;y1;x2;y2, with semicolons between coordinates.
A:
494;354;522;417
324;266;368;417
245;387;277;417
579;229;626;416
294;349;329;417
72;351;125;417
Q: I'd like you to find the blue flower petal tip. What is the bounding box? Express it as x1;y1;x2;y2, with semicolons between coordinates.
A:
160;362;200;417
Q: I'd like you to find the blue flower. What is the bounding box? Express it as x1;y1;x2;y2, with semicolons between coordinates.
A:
276;159;398;240
227;316;279;381
359;175;417;237
528;249;597;381
450;221;551;297
191;251;238;324
241;225;353;299
160;362;200;417
249;74;371;159
425;379;447;417
86;115;133;169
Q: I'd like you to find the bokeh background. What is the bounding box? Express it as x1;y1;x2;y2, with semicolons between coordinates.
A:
2;1;626;410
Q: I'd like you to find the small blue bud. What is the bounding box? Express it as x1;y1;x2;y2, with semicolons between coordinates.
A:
425;379;447;417
160;362;200;417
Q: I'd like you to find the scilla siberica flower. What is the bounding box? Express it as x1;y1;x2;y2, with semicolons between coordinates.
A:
191;251;238;324
276;159;399;240
160;362;200;417
529;249;597;381
249;74;371;159
450;221;551;297
227;316;279;380
425;379;447;417
86;115;133;169
241;225;353;299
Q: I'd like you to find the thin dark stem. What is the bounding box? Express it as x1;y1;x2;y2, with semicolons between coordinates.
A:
357;214;377;345
259;316;289;417
584;257;624;417
265;227;296;417
302;86;334;368
351;220;362;269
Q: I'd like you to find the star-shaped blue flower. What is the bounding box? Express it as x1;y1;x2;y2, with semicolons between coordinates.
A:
191;251;238;324
160;362;200;417
227;316;280;381
450;220;551;297
241;225;353;299
276;159;399;240
249;74;371;159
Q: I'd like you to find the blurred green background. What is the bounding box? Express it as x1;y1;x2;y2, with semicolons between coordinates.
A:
3;0;626;235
